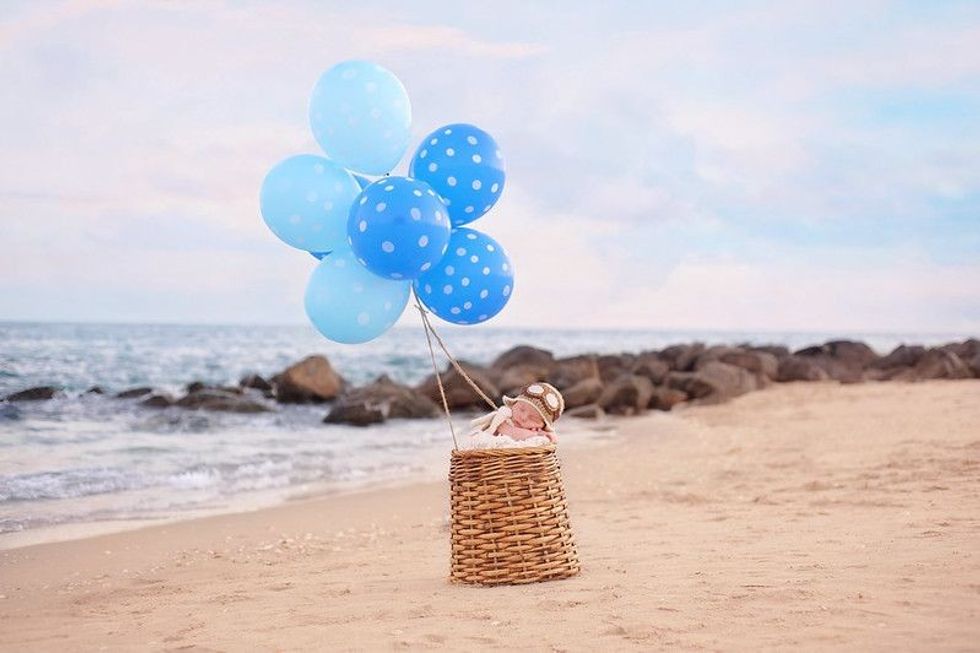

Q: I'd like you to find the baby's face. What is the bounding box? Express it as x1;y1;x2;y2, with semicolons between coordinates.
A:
511;401;545;429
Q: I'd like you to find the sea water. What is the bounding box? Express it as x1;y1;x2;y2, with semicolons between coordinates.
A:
0;321;966;545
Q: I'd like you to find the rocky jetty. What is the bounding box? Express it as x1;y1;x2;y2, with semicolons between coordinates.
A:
2;338;976;428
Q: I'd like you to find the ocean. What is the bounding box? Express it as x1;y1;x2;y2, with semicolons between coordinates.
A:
0;321;967;546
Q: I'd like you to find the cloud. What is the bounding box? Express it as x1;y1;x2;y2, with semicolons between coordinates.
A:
0;2;978;333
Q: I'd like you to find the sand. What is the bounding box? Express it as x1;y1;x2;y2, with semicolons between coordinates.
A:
2;380;978;651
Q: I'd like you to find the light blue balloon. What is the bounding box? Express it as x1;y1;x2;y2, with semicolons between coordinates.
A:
353;174;373;190
260;154;360;253
347;177;452;281
409;124;505;227
412;227;513;325
309;61;411;175
304;249;410;344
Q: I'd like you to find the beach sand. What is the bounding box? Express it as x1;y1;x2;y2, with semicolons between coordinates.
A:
2;380;978;651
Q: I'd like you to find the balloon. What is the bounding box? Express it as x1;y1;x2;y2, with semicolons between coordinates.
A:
304;249;410;344
309;61;411;175
408;124;505;227
347;177;452;281
260;154;360;253
412;227;513;325
353;174;373;190
310;251;329;260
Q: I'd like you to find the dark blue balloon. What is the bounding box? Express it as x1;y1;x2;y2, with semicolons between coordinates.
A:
347;176;452;280
408;124;505;227
353;174;373;190
412;227;513;325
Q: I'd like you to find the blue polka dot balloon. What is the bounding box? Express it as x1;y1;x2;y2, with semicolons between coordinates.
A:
408;124;505;227
412;227;513;325
305;248;410;344
259;154;360;253
347;176;452;280
309;61;411;176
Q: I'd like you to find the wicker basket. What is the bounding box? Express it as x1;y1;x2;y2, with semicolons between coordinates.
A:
448;444;581;585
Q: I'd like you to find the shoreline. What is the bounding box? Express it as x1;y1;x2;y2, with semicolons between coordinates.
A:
0;415;619;551
2;379;978;650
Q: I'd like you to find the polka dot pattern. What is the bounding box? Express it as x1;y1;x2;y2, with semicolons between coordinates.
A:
412;227;513;325
260;154;360;253
309;61;412;175
348;176;451;281
408;123;505;227
304;248;411;345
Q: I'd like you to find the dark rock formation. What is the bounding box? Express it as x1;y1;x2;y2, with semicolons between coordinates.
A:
140;393;175;408
115;387;154;399
562;377;605;409
415;360;500;410
84;386;105;395
326;374;438;425
549;355;599;390
910;348;972;380
176;389;271;413
659;343;705;372
777;356;831;382
631;353;670;385
597;374;655;415
5;386;60;401
274;355;346;403
667;361;759;404
239;373;274;394
648;386;688;411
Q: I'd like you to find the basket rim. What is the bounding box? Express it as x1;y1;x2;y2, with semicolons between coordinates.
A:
451;444;557;458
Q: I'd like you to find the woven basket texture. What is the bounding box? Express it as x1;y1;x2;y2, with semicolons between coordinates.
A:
448;444;581;585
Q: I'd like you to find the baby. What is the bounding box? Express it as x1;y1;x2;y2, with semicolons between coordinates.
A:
467;382;565;447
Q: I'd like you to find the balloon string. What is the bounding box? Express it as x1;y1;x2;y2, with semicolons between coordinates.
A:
415;300;498;412
414;291;460;451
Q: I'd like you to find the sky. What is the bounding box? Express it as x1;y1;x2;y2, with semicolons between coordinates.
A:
1;0;978;333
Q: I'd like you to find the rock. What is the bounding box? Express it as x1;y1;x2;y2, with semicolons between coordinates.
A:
0;404;21;420
415;360;500;410
631;354;669;385
597;374;655;415
941;339;980;361
647;386;688;411
115;387;154;399
323;403;385;426
496;366;550;397
84;386;105;395
659;343;705;372
795;340;879;368
239;374;273;394
776;356;831;382
176;389;271;413
911;349;972;380
549;355;599;390
185;381;207;394
872;344;926;371
140;393;175;408
716;350;779;381
273;355;346;403
490;345;555;372
597;354;635;383
565;404;605;420
747;344;791;359
327;374;438;424
5;386;60;401
562;377;605;409
968;354;980;378
793;340;877;383
667;361;758;404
